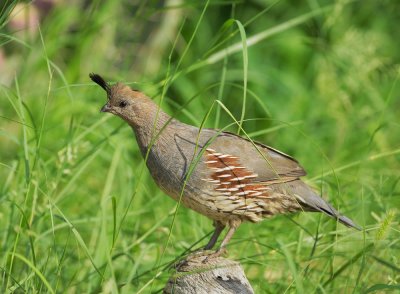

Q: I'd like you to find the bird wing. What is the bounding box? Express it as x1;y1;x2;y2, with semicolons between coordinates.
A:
207;131;306;183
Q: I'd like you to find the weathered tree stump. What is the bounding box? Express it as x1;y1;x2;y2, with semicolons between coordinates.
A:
163;252;254;294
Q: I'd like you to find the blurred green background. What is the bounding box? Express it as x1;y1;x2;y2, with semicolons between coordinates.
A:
1;0;399;293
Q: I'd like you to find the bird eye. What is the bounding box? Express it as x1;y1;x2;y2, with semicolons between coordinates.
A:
119;100;128;108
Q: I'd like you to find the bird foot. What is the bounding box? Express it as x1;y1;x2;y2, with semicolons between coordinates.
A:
202;247;227;264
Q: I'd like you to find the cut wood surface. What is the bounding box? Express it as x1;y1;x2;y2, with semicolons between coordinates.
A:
163;252;254;294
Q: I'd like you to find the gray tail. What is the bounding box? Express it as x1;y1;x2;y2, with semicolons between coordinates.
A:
317;206;362;230
292;180;362;230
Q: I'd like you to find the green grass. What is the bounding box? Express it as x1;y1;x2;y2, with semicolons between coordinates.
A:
1;0;400;293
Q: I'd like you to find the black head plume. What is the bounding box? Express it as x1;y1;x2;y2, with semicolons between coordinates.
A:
89;73;111;95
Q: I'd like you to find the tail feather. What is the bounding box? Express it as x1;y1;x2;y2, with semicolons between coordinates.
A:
291;180;361;230
317;206;362;230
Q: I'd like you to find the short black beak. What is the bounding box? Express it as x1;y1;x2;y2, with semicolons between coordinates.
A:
100;104;111;113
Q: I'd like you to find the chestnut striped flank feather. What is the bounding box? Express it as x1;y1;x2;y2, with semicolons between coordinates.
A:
203;148;271;199
201;148;306;222
203;148;300;222
203;148;299;198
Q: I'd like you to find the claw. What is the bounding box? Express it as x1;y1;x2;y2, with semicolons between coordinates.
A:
202;247;227;263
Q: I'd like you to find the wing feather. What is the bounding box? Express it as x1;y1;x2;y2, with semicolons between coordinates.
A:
208;131;306;182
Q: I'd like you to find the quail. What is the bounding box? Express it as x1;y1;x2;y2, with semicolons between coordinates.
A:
90;73;360;255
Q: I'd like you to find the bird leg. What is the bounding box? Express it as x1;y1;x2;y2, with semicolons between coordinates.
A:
204;221;225;250
218;225;237;250
203;225;237;263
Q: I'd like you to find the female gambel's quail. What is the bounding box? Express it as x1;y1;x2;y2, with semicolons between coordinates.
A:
90;73;360;255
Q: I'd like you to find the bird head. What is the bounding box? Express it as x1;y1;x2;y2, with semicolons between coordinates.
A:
90;73;153;126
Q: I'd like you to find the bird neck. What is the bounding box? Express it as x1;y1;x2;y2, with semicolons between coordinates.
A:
131;104;175;156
